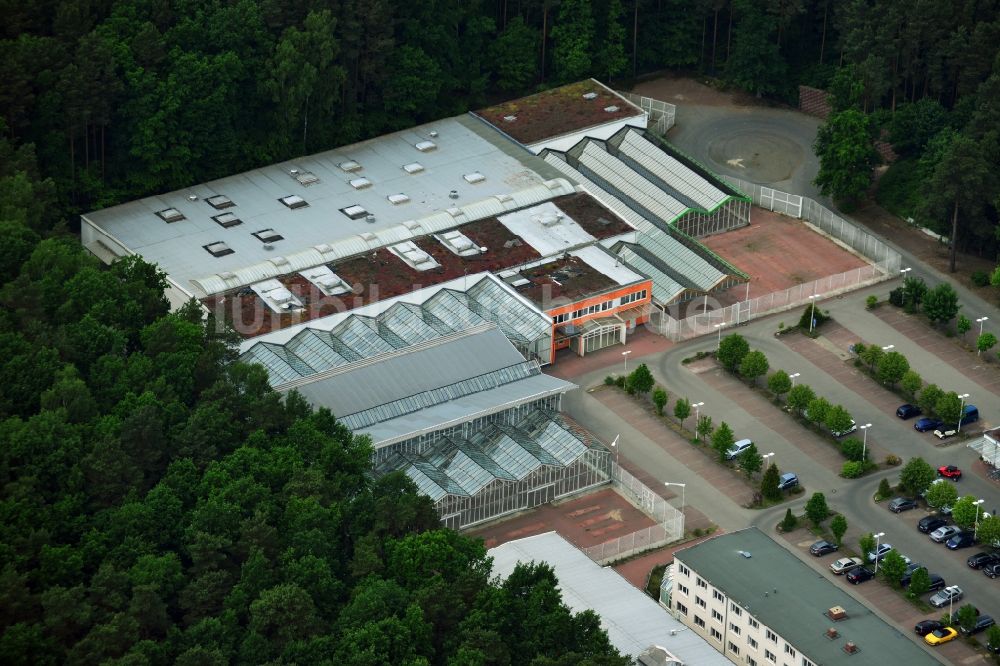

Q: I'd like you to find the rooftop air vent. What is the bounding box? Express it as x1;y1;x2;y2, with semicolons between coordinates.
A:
388;193;410;205
253;229;283;243
188;194;198;201
212;212;242;228
463;172;485;184
827;606;847;621
414;140;436;152
826;628;839;640
359;232;376;242
340;204;368;220
582;91;598;100
203;241;233;257
349;177;372;190
279;195;308;209
446;207;462;218
339;160;362;172
503;115;517;122
494;193;513;204
403;220;420;231
843;642;858;655
737;550;752;559
206;194;234;209
314;243;332;253
268;256;289;267
156;208;185;223
449;190;459;199
402;162;424;174
219;272;237;281
429;130;439;138
293;170;319;186
365;214;376;224
604;105;620;113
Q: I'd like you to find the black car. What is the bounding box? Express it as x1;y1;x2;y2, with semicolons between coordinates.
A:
918;516;949;534
984;563;1000;578
897;403;922;419
809;540;838;556
926;574;947;592
914;417;944;432
914;620;944;636
946;531;978;550
900;563;926;587
847;567;875;584
959;614;996;636
967;552;1000;569
888;497;918;513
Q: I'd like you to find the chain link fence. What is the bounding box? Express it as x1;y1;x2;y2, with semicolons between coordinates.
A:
616;91;677;134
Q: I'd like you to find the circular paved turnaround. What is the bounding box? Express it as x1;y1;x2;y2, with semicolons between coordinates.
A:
706;130;804;183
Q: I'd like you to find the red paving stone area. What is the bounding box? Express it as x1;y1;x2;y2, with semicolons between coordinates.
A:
703;207;869;304
875;306;1000;400
688;357;878;472
468;487;657;550
546;326;673;381
611;531;724;589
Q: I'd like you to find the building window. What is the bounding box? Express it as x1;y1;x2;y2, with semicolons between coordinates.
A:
764;649;776;663
801;658;815;666
553;313;569;324
678;564;690;576
620;289;648;306
710;628;722;642
748;636;758;649
784;646;796;658
748;659;758;666
675;602;688;616
677;583;689;595
694;616;706;628
731;603;742;616
766;629;777;643
712;610;723;622
713;590;724;602
729;622;741;635
697;577;707;589
749;618;759;629
728;641;740;656
695;596;706;609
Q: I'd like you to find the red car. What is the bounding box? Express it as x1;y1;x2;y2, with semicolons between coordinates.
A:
938;465;962;480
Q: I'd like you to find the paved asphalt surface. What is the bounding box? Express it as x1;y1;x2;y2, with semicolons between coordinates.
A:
557;99;1000;659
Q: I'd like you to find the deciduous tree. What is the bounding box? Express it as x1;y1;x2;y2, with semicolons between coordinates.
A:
814;109;878;202
717;333;749;372
786;383;815;413
673;397;691;427
879;550;907;587
898;457;936;496
805;492;830;526
922;282;960;326
711;421;735;462
767;369;792;400
739;349;769;386
900;370;922;398
830;514;847;545
738;442;763;477
876;351;909;386
925;479;958;511
935;391;963;427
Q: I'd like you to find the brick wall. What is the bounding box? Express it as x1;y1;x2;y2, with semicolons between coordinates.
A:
798;86;831;119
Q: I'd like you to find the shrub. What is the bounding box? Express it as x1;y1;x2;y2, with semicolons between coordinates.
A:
628;363;655;395
866;295;878;309
830;514;848;544
888;288;904;307
761;464;782;501
652;387;668;416
615;375;626;388
877;478;892;499
798;303;830;330
805;492;830;526
971;270;990;287
840;461;864;478
604;375;616;386
840;437;865;461
780;508;797;532
884;454;901;466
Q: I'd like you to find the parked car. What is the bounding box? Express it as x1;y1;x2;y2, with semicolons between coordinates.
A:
960;404;979;426
846;567;875;584
831;419;857;437
897;403;921;419
930;526;962;543
926;574;947;592
900;563;926;587
914;417;943;432
777;473;799;491
959;615;995;636
937;465;962;480
830;557;863;575
810;540;838;556
946;532;977;550
914;619;943;636
987;635;1000;655
925;627;959;645
918;516;949;534
888;497;918;513
983;563;1000;578
929;585;963;608
868;543;894;562
967;552;1000;569
934;428;957;440
725;438;753;460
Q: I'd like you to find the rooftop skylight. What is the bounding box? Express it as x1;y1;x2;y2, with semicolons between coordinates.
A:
414;140;437;152
206;194;234;209
402;162;425;174
291;170;319;186
388;193;410;205
252;229;284;243
339;160;362;172
203;241;233;257
156;208;185;223
279;195;308;209
463;172;486;184
212;212;242;228
349;177;373;190
340;205;368;220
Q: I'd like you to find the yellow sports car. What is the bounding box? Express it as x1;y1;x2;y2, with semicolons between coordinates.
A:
924;627;958;646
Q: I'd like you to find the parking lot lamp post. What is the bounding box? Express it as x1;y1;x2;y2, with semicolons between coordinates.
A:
859;424;872;461
974;499;985;539
978;316;989;336
622;350;632;375
873;532;885;574
664;482;686;518
900;267;912;278
808;294;819;332
714;322;724;349
692;402;704;434
762;452;775;471
881;344;894;352
789;372;800;386
958;393;970;433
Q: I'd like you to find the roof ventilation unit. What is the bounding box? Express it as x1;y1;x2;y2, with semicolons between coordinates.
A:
604;105;620;113
359;232;376;242
582;91;598;100
448;190;459;199
314;244;332;254
843;642;858;655
463;172;485;184
503;115;517;122
403;220;420;231
414;140;437;152
339;160;362;172
827;606;847;621
188;194;198;201
156;208;185;223
826;628;839;640
402;162;425;174
268;256;289;267
219;271;237;281
429;130;439;138
494;193;513;204
446;207;462;218
349;177;372;190
365;215;376;224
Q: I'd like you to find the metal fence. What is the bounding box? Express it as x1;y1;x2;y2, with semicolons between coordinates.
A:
657;179;902;341
617;91;677;134
583;464;685;565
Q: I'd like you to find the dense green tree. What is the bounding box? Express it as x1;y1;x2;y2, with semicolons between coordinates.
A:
956;603;979;633
879;550;907;587
628;363;655;395
956;314;971;338
899;457;936;496
935;391;963;427
805;396;831;426
726;0;786;97
858;532;875;561
761;463;781;501
490;18;539;93
780;508;797;532
900;370;922;398
551;0;595;83
925;479;958;511
738;442;763;477
978;332;997;355
766;369;792;399
922;282;960;326
839;437;865;462
596;0;628;81
824;404;853;436
673;397;691;427
830;514;847;545
901;276;928;311
696;414;713;442
814;109;878;202
950;495;983;530
876;351;909;386
918;383;944;418
711;421;735;462
786;383;815;413
805;492;830;526
717;333;749;372
739;349;769;386
977;515;1000;548
652;387;667;415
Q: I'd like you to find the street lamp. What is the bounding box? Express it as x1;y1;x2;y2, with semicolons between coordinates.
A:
622;350;632;375
958;393;970;433
789;372;800;386
881;344;894;351
692;402;705;436
977;316;989;336
610;434;620;467
873;532;885;574
808;294;819;332
900;267;912;277
859;423;872;462
714;322;724;348
974;499;986;539
762;452;775;470
664;482;686;518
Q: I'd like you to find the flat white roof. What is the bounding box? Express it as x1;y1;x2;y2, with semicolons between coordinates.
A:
489;532;731;665
570;245;646;286
83;115;565;297
497;200;596;255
